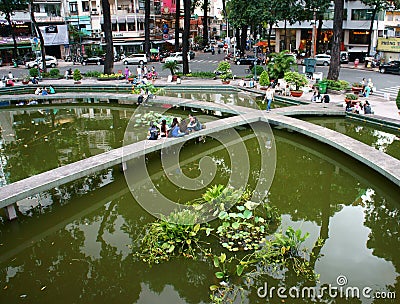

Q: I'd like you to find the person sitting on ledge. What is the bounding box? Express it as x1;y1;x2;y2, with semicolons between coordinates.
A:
49;85;56;94
169;118;185;138
364;100;372;114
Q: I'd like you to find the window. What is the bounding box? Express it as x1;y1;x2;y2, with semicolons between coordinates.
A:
119;23;126;31
351;9;372;20
323;9;335;20
128;23;135;31
82;1;90;12
69;2;78;13
349;30;369;44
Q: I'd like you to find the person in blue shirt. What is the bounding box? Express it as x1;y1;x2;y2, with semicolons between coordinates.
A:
41;88;48;95
169;118;185;137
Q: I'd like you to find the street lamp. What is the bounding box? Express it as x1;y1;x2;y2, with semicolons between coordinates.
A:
254;46;258;80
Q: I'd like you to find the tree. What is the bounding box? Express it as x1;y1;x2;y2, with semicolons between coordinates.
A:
144;0;150;57
327;0;344;81
29;0;46;73
182;0;191;74
101;0;114;74
175;0;181;52
0;0;27;60
361;0;400;56
202;0;209;47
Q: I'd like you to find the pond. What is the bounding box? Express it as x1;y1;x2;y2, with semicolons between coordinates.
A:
301;116;400;160
0;106;221;186
0;124;398;303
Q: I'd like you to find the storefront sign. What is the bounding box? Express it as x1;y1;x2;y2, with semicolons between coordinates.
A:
377;37;400;52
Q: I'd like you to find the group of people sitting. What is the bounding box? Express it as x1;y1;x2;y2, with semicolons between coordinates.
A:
311;89;330;103
147;114;204;140
34;85;55;95
346;100;373;114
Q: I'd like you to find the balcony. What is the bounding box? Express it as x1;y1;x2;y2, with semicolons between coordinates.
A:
34;12;64;22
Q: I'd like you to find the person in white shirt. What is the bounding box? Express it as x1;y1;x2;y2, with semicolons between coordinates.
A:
263;87;274;111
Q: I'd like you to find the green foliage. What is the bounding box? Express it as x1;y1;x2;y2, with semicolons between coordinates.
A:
323;78;349;91
84;70;101;78
251;65;264;77
216;61;231;74
29;68;39;78
73;69;82;82
396;89;400;110
131;82;159;94
272;226;310;256
352;82;362;88
162;60;180;75
345;93;358;100
283;71;308;91
216;61;233;81
259;70;270;87
203;184;225;202
135;210;204;264
267;51;296;80
49;68;60;77
186;71;215;78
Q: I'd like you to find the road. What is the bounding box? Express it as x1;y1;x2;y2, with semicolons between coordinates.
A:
1;51;398;98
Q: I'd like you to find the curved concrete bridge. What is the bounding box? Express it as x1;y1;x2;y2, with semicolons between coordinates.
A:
0;91;399;220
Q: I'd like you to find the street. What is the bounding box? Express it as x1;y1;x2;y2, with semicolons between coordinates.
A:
1;51;398;97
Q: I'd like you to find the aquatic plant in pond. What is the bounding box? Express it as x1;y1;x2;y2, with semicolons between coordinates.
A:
135;185;322;303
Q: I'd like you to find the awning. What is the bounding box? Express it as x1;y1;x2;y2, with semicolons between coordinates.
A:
0;44;31;50
255;41;268;47
117;16;126;23
113;41;143;46
100;17;117;24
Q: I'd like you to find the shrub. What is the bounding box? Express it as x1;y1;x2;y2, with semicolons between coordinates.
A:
345;93;358;100
29;68;39;78
283;71;308;91
162;61;180;75
49;68;60;77
259;70;270;86
267;50;296;80
84;71;101;77
73;69;82;82
188;71;215;78
396;89;400;110
251;65;264;76
216;61;231;74
324;79;349;91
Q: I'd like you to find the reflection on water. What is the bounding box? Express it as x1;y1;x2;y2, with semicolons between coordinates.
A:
302;116;400;160
0;128;399;303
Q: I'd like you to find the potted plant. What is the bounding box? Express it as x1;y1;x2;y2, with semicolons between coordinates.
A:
267;50;297;81
216;61;232;84
351;82;363;94
259;70;270;90
21;74;30;85
283;71;308;97
73;69;82;84
344;93;358;104
162;61;180;81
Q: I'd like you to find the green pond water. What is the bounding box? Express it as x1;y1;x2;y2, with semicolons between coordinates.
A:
0;107;399;303
161;90;286;110
301;116;400;160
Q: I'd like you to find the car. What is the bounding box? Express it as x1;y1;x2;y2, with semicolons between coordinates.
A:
123;54;148;65
379;61;400;74
165;52;191;64
315;54;331;66
82;56;104;65
236;56;261;66
25;56;58;69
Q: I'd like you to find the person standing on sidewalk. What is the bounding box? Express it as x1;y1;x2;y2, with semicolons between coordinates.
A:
264;87;274;112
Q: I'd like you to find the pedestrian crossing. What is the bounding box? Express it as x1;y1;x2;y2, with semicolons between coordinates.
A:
373;85;400;100
190;59;220;64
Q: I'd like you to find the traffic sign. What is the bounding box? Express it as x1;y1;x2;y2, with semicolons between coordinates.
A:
223;44;228;49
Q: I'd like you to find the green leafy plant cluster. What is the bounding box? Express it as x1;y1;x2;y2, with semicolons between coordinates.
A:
135;185;322;303
259;70;270;87
345;93;358;100
84;71;102;77
135;209;206;264
41;68;61;78
250;65;264;77
29;68;39;78
216;61;233;81
396;88;400;110
267;50;296;80
186;71;216;78
323;79;349;91
73;69;82;82
131;82;159;94
283;71;308;91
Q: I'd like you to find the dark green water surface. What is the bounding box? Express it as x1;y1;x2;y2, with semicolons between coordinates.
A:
0;121;399;303
302;116;400;160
